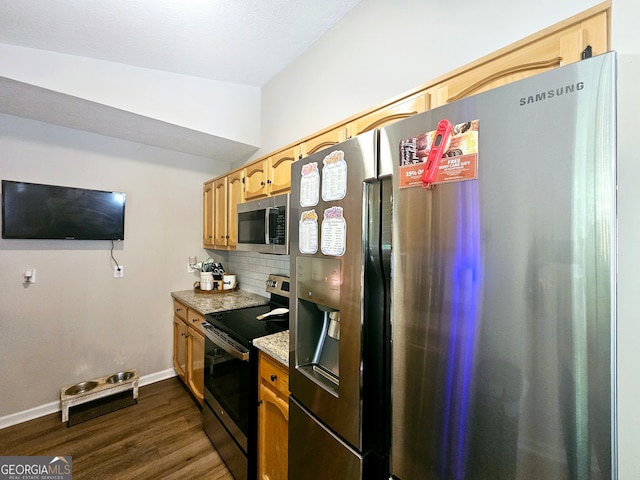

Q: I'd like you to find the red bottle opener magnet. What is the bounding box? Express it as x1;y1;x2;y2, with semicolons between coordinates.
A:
422;119;452;188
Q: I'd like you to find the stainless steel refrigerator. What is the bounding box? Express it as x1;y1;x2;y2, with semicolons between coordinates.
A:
289;51;616;479
379;51;616;479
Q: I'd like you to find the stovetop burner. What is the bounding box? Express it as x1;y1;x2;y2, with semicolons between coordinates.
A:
204;274;290;348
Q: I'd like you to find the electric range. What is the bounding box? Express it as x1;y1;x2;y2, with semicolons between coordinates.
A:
201;273;290;480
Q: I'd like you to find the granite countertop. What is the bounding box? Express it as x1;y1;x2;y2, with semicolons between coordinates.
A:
171;289;269;315
253;330;289;367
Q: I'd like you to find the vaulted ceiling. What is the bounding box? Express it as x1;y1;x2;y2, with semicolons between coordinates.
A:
0;0;363;160
0;0;363;86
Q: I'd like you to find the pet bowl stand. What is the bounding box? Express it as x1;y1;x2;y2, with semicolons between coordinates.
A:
60;369;139;422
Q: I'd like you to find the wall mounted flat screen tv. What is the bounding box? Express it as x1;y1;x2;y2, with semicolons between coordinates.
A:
1;180;126;240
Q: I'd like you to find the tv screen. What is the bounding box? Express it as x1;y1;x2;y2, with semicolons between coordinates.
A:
1;180;126;240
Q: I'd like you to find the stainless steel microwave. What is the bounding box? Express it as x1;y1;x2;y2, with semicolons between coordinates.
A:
236;193;289;254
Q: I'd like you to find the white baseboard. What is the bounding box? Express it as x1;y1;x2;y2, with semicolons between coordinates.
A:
0;369;177;429
138;368;176;387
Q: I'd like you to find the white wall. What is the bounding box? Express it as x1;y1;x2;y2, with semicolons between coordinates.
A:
0;113;225;421
610;1;640;477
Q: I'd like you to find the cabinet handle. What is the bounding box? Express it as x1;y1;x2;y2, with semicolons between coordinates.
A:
270;374;277;382
260;181;265;186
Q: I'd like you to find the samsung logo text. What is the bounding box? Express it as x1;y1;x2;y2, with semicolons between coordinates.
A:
520;82;584;105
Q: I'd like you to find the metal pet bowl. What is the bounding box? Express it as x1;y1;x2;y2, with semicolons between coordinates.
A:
106;371;136;384
64;381;99;396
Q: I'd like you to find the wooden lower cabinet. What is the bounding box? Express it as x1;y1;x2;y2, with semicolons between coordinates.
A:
257;352;289;480
172;299;205;405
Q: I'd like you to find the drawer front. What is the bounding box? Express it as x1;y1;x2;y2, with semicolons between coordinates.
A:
260;353;289;397
173;300;188;321
187;308;205;327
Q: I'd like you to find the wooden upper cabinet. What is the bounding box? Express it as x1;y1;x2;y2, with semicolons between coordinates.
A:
202;181;214;248
213;177;228;248
346;92;427;138
300;127;348;158
227;169;244;248
427;6;609;108
244;146;300;200
268;146;299;196
244;160;268;201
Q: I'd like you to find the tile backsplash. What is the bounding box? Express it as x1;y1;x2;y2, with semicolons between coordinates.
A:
226;251;291;295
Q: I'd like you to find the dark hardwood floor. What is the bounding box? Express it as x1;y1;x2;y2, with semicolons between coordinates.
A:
0;377;233;480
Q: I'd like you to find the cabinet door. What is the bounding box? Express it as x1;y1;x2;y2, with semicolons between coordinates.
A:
173;316;188;382
202;181;214;248
300;127;348;159
258;382;289;480
213;177;228;248
227;169;244;248
428;9;609;107
244;160;269;201
268;147;298;196
187;326;205;405
346;92;427;138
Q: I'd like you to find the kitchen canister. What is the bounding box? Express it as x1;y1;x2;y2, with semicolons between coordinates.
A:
223;274;236;290
200;272;214;291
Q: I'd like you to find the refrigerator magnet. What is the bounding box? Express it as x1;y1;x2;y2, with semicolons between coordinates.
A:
299;162;320;207
299;210;319;254
321;150;347;201
321;206;346;257
398;120;479;189
422;119;453;188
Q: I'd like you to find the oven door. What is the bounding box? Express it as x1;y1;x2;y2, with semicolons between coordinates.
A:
202;324;251;480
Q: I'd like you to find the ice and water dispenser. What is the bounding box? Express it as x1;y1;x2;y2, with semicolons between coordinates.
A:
295;256;341;394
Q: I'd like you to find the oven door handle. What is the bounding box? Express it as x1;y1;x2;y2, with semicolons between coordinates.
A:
202;324;250;362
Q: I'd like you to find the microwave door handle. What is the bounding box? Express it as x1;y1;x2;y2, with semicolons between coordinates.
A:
265;207;277;245
265;209;270;245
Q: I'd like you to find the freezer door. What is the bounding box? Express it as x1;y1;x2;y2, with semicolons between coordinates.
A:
381;52;616;479
289;398;364;480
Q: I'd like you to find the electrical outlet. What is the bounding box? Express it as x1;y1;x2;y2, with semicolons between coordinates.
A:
187;262;196;273
23;269;36;284
114;265;124;278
